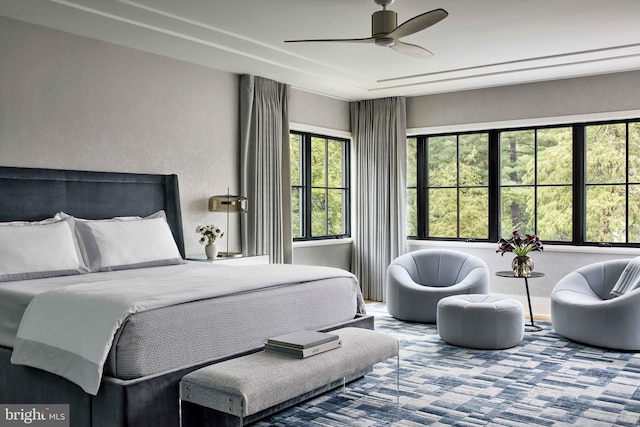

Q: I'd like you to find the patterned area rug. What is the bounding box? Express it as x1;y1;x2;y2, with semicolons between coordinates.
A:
255;303;640;426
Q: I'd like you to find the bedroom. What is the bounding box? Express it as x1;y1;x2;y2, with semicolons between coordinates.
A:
1;0;640;426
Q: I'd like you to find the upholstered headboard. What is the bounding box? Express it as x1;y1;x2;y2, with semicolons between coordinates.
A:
0;166;185;258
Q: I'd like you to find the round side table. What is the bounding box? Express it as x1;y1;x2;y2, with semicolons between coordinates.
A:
495;271;544;332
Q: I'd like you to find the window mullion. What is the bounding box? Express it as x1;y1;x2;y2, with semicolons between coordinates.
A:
303;134;313;239
626;122;630;244
488;131;500;242
324;138;329;236
417;136;428;238
573;125;585;245
533;129;538;235
456;135;460;238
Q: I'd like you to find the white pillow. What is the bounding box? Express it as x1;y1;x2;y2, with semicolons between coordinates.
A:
0;218;89;282
610;257;640;297
72;211;184;272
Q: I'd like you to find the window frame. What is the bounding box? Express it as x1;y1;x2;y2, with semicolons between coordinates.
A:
409;118;640;248
412;132;493;241
291;130;351;241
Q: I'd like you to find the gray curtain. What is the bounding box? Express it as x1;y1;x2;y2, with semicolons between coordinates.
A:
240;75;292;264
351;97;407;301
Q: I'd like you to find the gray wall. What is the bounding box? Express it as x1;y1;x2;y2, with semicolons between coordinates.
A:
406;71;640;315
290;89;350;132
407;70;640;129
0;16;239;256
292;241;352;271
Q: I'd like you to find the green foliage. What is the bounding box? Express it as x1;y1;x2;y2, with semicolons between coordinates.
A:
586;185;625;242
428;188;457;236
407;138;418;187
429;136;457;187
460;188;488;239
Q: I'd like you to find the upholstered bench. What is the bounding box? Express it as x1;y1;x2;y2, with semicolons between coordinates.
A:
179;327;399;426
437;294;524;349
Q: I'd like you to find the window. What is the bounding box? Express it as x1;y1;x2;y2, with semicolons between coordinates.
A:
409;118;640;247
585;122;640;243
409;133;490;239
290;131;350;240
499;127;573;241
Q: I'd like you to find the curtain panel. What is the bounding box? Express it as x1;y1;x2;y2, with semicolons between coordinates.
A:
351;97;407;301
240;75;292;264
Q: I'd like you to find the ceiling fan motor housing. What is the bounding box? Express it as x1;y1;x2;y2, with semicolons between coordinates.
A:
372;9;397;38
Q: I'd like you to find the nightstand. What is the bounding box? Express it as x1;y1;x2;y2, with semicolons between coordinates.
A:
186;254;269;265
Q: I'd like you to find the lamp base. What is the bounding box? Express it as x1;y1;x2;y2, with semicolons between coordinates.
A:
217;251;243;258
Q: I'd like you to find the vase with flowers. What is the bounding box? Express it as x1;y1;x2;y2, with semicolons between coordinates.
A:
496;230;543;277
197;225;224;259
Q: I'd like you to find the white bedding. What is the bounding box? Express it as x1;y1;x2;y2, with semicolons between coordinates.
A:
9;262;359;395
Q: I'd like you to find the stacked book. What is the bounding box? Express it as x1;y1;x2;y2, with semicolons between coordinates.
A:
265;330;342;358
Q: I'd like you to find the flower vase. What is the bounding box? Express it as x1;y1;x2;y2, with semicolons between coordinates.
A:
205;243;219;260
512;256;533;277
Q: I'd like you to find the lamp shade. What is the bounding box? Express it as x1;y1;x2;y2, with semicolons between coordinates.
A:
208;194;248;213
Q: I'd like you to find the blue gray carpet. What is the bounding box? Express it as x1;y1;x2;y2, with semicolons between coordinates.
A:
255;303;640;426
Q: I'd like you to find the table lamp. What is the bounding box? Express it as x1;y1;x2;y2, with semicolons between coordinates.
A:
208;190;248;257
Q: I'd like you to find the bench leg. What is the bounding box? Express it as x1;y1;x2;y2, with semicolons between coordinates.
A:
340;355;400;406
396;353;400;405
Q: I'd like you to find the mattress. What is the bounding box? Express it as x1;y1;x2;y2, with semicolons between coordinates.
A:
1;263;364;380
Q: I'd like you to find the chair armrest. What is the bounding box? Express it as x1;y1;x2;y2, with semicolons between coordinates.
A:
387;264;423;291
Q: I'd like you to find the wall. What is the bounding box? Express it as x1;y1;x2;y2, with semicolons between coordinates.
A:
290;89;350;132
407;70;640;130
406;71;640;317
0;16;355;267
291;240;352;271
0;16;240;257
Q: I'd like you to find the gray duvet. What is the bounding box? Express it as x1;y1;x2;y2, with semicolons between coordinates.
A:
6;263;364;395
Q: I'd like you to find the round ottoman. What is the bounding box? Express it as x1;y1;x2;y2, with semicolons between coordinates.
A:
436;294;524;349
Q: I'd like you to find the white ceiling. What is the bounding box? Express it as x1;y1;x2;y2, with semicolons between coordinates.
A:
2;0;640;101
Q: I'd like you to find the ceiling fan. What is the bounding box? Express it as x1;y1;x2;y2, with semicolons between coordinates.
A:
284;0;448;59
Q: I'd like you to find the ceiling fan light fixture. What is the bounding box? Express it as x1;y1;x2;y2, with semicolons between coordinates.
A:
375;37;395;47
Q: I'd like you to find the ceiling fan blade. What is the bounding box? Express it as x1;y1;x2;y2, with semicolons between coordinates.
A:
389;40;433;58
387;8;448;40
285;37;375;44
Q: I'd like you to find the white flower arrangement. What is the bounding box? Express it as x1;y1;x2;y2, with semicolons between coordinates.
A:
196;224;224;245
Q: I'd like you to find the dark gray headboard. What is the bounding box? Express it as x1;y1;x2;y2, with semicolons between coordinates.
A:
0;166;185;258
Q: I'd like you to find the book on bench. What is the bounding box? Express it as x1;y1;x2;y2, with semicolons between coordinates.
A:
265;330;341;358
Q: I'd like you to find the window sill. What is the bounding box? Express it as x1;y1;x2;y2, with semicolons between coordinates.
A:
293;238;354;248
407;239;640;256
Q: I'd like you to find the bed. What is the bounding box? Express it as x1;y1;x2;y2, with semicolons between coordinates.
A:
0;166;372;427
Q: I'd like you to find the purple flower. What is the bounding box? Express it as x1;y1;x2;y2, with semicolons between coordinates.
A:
496;230;543;256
